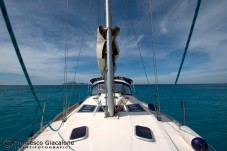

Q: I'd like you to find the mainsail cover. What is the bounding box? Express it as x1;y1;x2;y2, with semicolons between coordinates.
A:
96;26;120;77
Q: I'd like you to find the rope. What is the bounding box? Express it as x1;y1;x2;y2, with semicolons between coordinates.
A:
148;0;160;112
164;0;202;111
0;0;63;132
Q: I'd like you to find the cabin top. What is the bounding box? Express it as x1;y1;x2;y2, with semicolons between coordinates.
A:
90;76;133;96
90;76;133;85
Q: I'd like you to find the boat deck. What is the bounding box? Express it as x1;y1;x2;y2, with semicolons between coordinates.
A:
21;93;195;151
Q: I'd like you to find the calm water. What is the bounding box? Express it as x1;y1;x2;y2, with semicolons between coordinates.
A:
0;84;226;151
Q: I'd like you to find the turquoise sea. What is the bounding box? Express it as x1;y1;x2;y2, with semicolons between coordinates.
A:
0;84;226;151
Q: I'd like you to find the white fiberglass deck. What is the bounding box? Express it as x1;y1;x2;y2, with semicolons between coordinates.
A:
22;93;194;151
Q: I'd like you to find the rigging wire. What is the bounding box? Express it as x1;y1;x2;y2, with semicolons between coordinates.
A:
0;0;63;132
5;119;41;140
98;0;100;25
131;23;151;88
148;0;160;112
125;0;156;106
98;0;105;26
29;105;38;137
110;0;114;26
2;105;42;119
164;0;202;112
103;0;105;25
72;0;92;84
63;0;70;120
131;22;156;106
68;0;92;108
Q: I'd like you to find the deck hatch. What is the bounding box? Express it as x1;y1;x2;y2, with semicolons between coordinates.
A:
135;125;155;142
126;104;145;112
78;105;96;112
70;126;88;141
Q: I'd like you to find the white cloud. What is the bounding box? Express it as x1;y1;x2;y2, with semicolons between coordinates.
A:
160;19;168;34
0;0;227;84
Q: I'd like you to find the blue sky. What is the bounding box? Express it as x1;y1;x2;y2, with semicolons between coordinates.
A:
0;0;227;85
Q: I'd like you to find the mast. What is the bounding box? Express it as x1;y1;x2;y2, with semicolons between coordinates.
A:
105;0;114;116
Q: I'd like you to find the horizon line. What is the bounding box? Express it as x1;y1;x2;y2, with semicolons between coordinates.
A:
0;83;226;86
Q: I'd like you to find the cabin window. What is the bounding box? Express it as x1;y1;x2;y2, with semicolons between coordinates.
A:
92;83;106;95
91;82;131;95
70;126;88;141
135;125;155;142
78;105;96;112
115;83;131;95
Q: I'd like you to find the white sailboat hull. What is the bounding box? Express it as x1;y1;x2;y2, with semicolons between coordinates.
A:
20;93;201;151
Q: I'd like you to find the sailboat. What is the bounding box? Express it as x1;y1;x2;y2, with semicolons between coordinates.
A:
0;0;212;150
